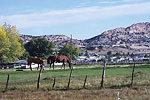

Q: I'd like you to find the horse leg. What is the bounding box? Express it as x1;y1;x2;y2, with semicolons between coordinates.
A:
63;62;65;70
64;63;66;70
50;63;51;69
53;62;54;69
37;64;39;70
61;63;63;69
30;63;32;71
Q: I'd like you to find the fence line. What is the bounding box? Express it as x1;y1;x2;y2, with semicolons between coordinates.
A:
67;69;73;89
5;74;10;92
0;61;144;90
37;67;43;89
52;77;56;89
82;75;87;89
131;59;136;87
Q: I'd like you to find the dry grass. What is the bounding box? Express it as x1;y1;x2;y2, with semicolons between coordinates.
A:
0;86;150;100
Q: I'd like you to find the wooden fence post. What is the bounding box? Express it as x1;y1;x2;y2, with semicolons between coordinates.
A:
37;66;43;89
5;74;10;91
82;75;87;89
52;77;56;89
131;59;135;87
67;69;73;89
100;60;107;88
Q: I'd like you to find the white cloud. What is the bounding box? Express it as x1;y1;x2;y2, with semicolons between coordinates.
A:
98;1;120;4
76;2;90;8
98;0;144;4
0;2;150;28
121;0;143;2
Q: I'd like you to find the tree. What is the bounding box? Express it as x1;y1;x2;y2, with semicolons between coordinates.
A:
107;51;112;56
0;27;10;63
24;38;55;58
114;52;120;57
0;23;25;63
84;50;90;58
58;44;80;60
20;51;30;60
86;45;95;50
19;39;30;59
107;51;112;62
2;24;25;62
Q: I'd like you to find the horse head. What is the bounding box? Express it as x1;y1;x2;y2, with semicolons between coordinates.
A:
47;56;52;64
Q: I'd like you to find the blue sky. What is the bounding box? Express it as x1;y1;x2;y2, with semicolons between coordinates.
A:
0;0;150;39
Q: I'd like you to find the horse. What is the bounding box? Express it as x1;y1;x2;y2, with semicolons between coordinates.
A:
27;57;44;71
47;56;57;69
47;55;72;70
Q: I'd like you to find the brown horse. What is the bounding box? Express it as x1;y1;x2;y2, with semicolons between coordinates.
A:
47;55;72;69
27;57;44;71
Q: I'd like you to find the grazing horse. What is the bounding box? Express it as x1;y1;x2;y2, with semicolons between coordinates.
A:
47;56;57;69
27;57;44;71
47;55;72;69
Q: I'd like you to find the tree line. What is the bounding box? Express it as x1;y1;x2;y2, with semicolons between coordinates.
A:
0;23;80;63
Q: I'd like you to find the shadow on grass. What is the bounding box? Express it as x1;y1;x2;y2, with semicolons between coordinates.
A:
1;83;150;93
48;83;150;91
108;84;131;89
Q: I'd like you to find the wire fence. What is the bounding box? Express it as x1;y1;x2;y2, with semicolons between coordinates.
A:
0;62;150;92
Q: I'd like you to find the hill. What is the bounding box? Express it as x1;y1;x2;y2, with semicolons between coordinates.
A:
20;22;150;53
20;35;85;48
85;22;150;53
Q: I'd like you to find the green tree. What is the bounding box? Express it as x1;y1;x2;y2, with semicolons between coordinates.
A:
58;44;80;60
86;45;95;50
84;50;90;58
24;38;55;58
20;51;30;60
19;39;30;59
3;24;25;62
106;51;112;62
114;52;120;57
107;51;112;56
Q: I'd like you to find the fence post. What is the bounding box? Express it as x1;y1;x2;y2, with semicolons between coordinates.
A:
131;59;135;87
52;77;56;89
82;75;87;89
5;74;10;91
100;60;106;88
67;69;73;89
37;66;43;89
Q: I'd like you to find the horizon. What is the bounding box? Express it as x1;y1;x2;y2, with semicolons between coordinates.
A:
20;21;150;40
0;0;150;39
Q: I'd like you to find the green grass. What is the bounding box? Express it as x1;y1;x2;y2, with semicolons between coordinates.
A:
0;64;150;89
0;64;150;100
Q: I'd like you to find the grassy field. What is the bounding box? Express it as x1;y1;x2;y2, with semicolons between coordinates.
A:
0;64;150;100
